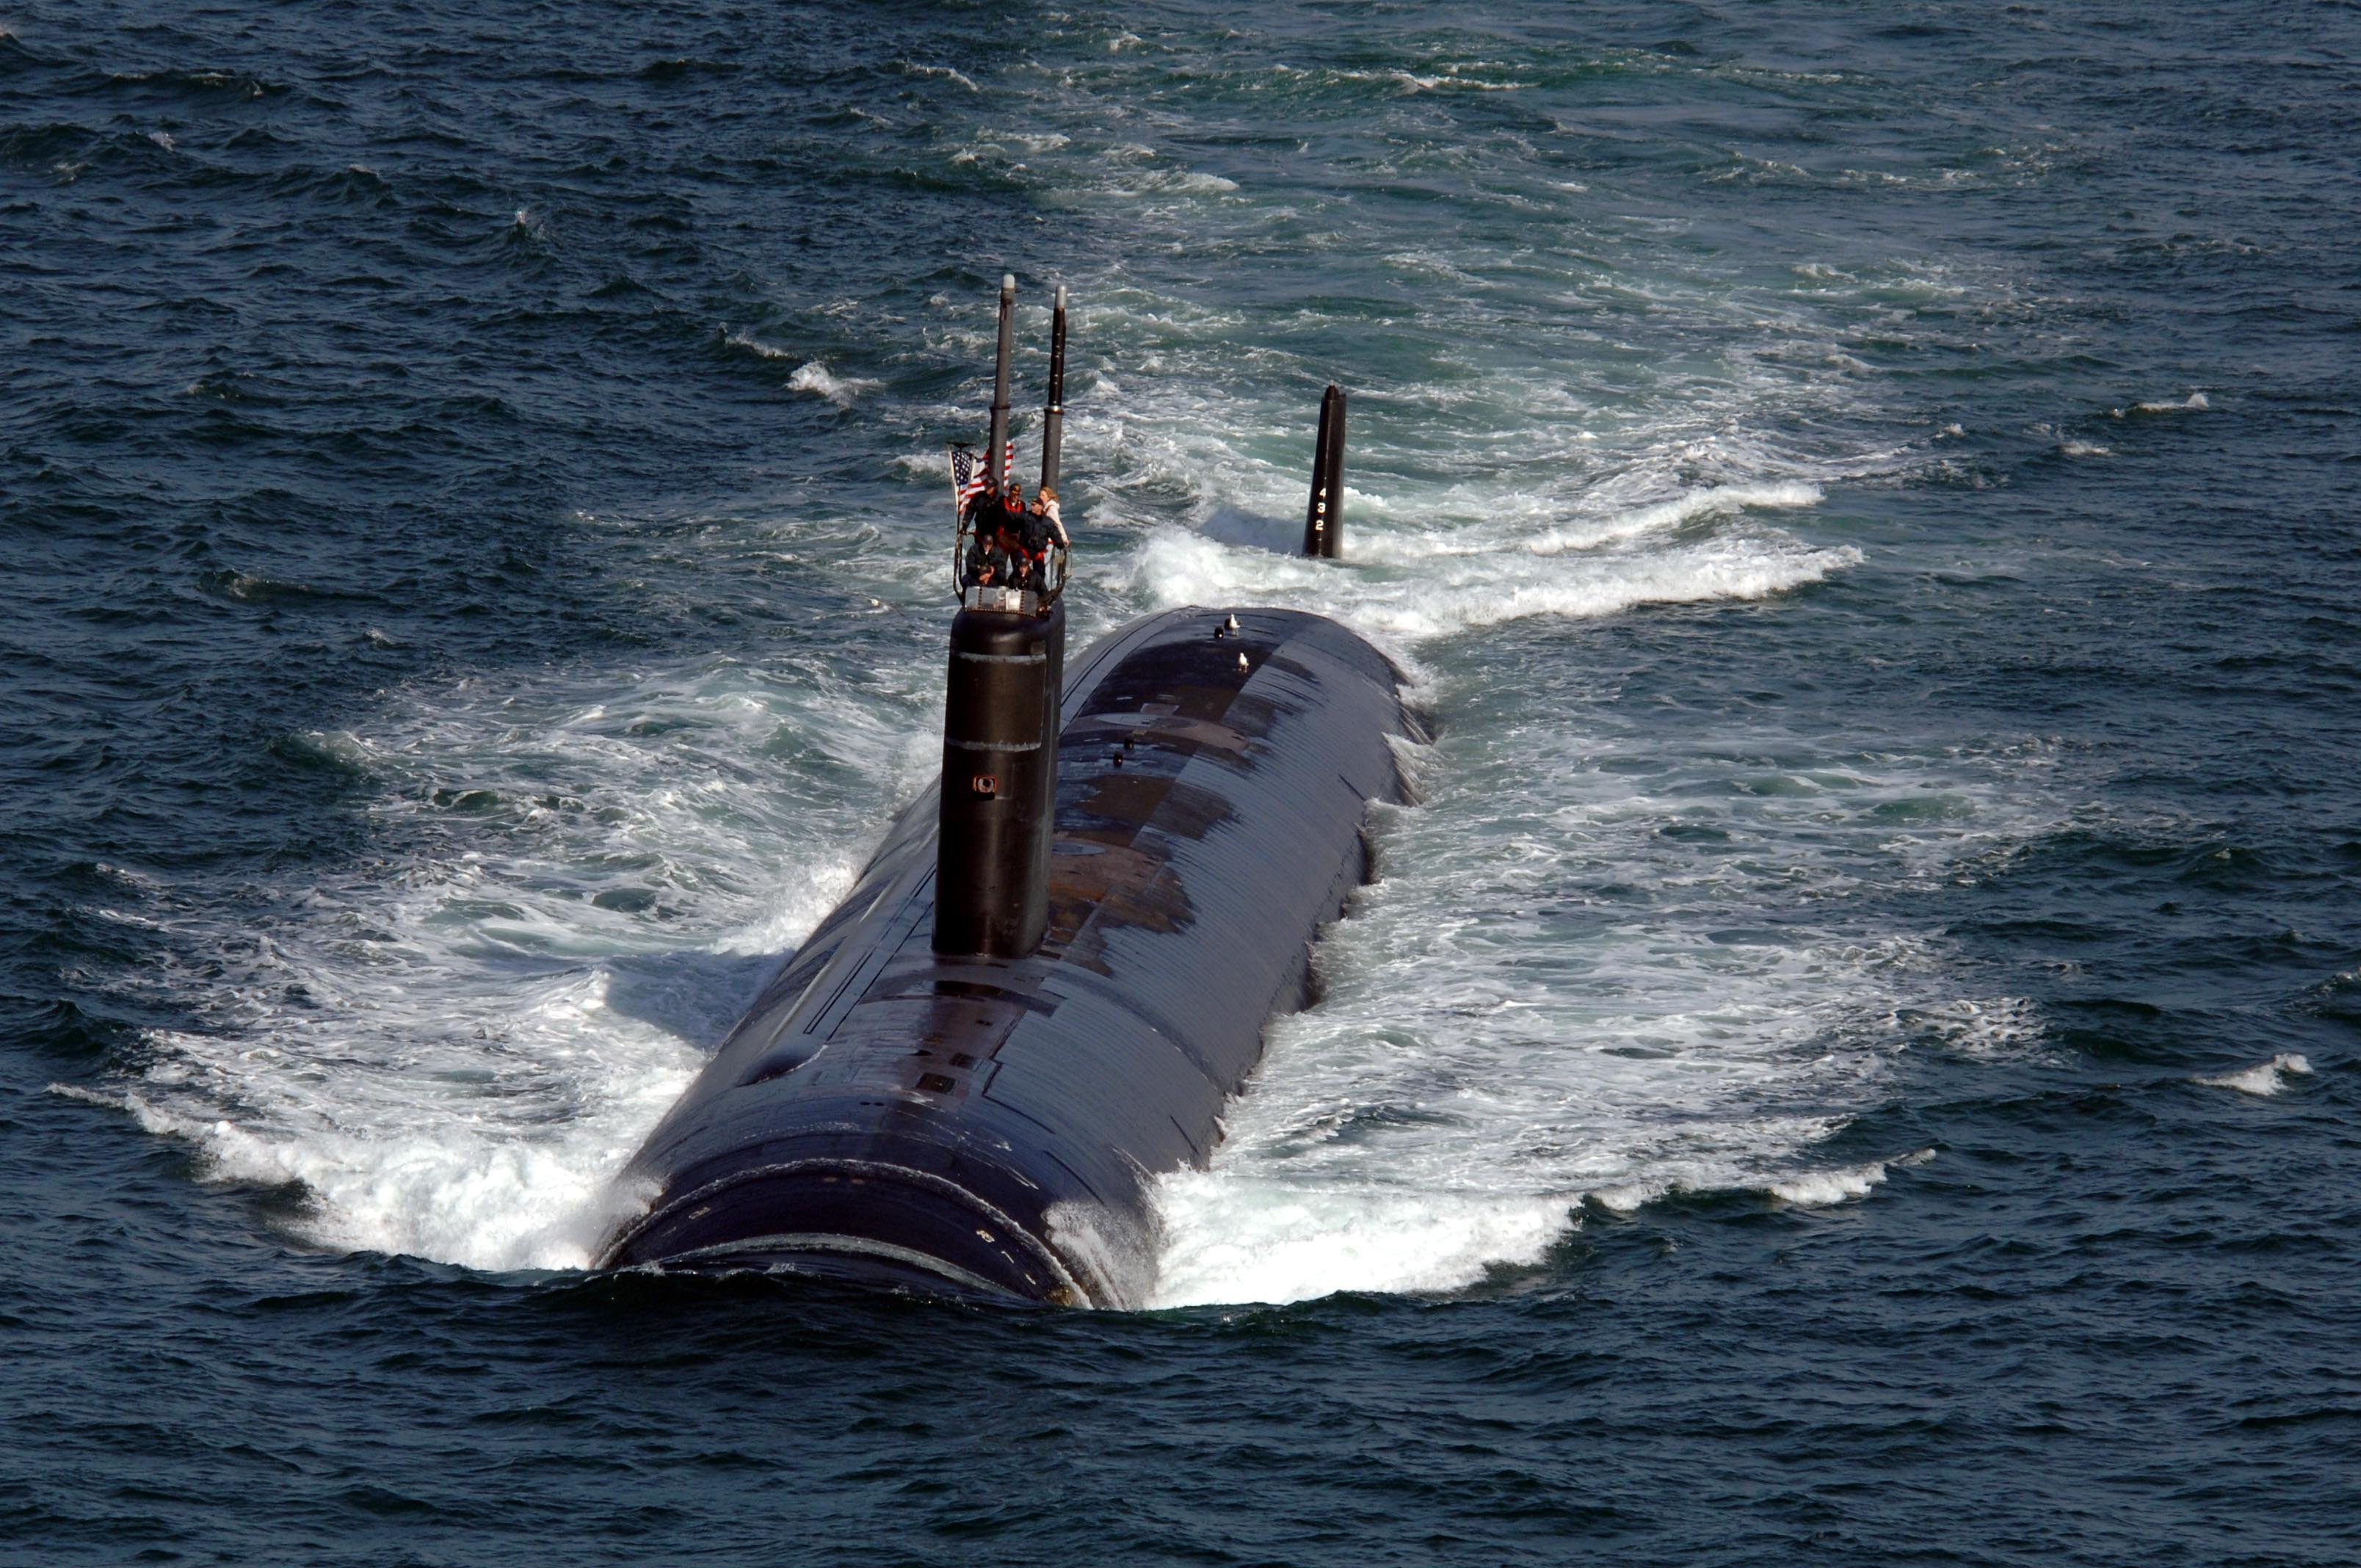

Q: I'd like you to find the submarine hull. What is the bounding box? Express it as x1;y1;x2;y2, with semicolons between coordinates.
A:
598;607;1418;1307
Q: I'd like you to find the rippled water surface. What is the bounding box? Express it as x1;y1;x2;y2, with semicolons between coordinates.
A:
5;2;2358;1562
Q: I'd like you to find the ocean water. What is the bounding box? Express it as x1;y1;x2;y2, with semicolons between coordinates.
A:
4;1;2357;1561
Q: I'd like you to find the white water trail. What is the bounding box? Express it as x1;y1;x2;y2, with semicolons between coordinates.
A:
72;639;944;1271
2197;1054;2312;1097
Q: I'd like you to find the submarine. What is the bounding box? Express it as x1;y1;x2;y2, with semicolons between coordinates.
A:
596;277;1415;1307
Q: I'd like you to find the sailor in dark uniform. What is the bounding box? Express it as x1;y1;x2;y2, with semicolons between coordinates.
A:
962;489;1008;587
997;483;1033;587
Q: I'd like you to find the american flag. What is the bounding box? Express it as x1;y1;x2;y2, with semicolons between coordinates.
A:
950;440;1014;509
951;444;987;507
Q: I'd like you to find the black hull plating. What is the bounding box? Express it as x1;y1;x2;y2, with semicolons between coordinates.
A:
597;608;1416;1306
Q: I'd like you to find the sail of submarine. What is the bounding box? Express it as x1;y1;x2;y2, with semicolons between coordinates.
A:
596;276;1412;1307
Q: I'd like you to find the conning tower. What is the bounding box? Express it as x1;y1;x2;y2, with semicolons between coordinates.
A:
936;277;1067;959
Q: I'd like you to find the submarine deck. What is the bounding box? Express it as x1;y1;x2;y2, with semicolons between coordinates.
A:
598;606;1418;1307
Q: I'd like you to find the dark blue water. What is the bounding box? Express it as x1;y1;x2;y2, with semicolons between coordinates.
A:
6;3;2358;1562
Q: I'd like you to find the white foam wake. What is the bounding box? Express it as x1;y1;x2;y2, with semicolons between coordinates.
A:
1150;1176;1572;1306
786;360;882;407
73;629;946;1271
57;970;689;1272
1765;1147;1935;1207
724;327;794;360
1129;521;1858;642
1136;690;2037;1307
2197;1053;2312;1097
1324;481;1827;567
1150;1146;1940;1307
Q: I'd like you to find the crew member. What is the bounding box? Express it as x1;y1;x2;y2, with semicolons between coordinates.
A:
1031;485;1069;549
1020;487;1064;595
997;483;1032;587
962;489;1005;587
